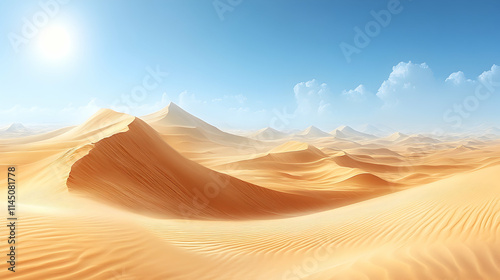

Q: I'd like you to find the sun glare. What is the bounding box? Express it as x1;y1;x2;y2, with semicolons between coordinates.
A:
37;25;74;61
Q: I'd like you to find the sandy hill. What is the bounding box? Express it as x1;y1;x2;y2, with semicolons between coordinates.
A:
270;141;317;153
453;144;478;152
264;141;328;162
50;109;135;142
347;147;403;157
0;122;32;138
250;127;288;140
377;132;440;145
4;122;30;133
141;102;261;150
382;132;409;142
400;134;440;144
141;102;221;134
296;126;331;138
331;125;376;140
334;172;392;187
332;152;401;174
66;112;331;219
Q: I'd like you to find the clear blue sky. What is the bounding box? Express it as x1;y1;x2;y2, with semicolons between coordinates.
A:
1;0;499;132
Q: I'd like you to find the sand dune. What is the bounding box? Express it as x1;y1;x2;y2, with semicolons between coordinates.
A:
0;123;62;139
141;102;214;130
296;126;332;138
399;134;440;144
67;114;332;219
141;102;252;145
333;172;392;187
250;127;289;140
0;126;73;146
382;132;409;142
331;125;376;140
222;141;334;175
141;103;270;164
2;105;500;279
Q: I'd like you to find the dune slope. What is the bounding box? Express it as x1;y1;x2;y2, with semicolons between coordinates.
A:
67;117;330;219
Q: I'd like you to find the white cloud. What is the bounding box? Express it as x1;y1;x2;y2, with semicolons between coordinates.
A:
178;91;206;108
377;63;499;109
343;84;369;102
372;61;500;130
376;61;434;107
293;79;331;115
445;71;471;85
478;64;500;93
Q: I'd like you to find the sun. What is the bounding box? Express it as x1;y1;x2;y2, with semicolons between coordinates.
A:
37;25;74;61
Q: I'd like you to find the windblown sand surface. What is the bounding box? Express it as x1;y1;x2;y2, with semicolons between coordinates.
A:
1;103;500;279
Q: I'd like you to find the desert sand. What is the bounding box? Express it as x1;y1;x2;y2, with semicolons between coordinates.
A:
1;103;500;279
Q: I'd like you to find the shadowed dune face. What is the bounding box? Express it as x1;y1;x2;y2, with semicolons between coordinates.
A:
66;118;331;220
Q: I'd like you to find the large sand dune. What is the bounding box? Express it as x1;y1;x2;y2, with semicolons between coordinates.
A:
1;104;500;279
67;114;332;219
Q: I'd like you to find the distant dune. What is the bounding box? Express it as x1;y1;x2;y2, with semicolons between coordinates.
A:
296;125;332;138
250;127;289;140
0;122;61;139
331;125;376;140
382;132;409;142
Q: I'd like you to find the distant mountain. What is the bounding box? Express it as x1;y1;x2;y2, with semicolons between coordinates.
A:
358;124;391;137
330;125;376;140
250;127;289;140
141;102;218;131
382;132;409;142
140;102;259;147
5;123;30;133
0;123;33;138
399;134;440;144
296;126;331;138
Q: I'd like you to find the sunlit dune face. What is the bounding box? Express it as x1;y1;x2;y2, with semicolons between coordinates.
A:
37;25;73;61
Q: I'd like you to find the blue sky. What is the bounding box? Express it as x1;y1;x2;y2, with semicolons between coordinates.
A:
1;0;499;132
